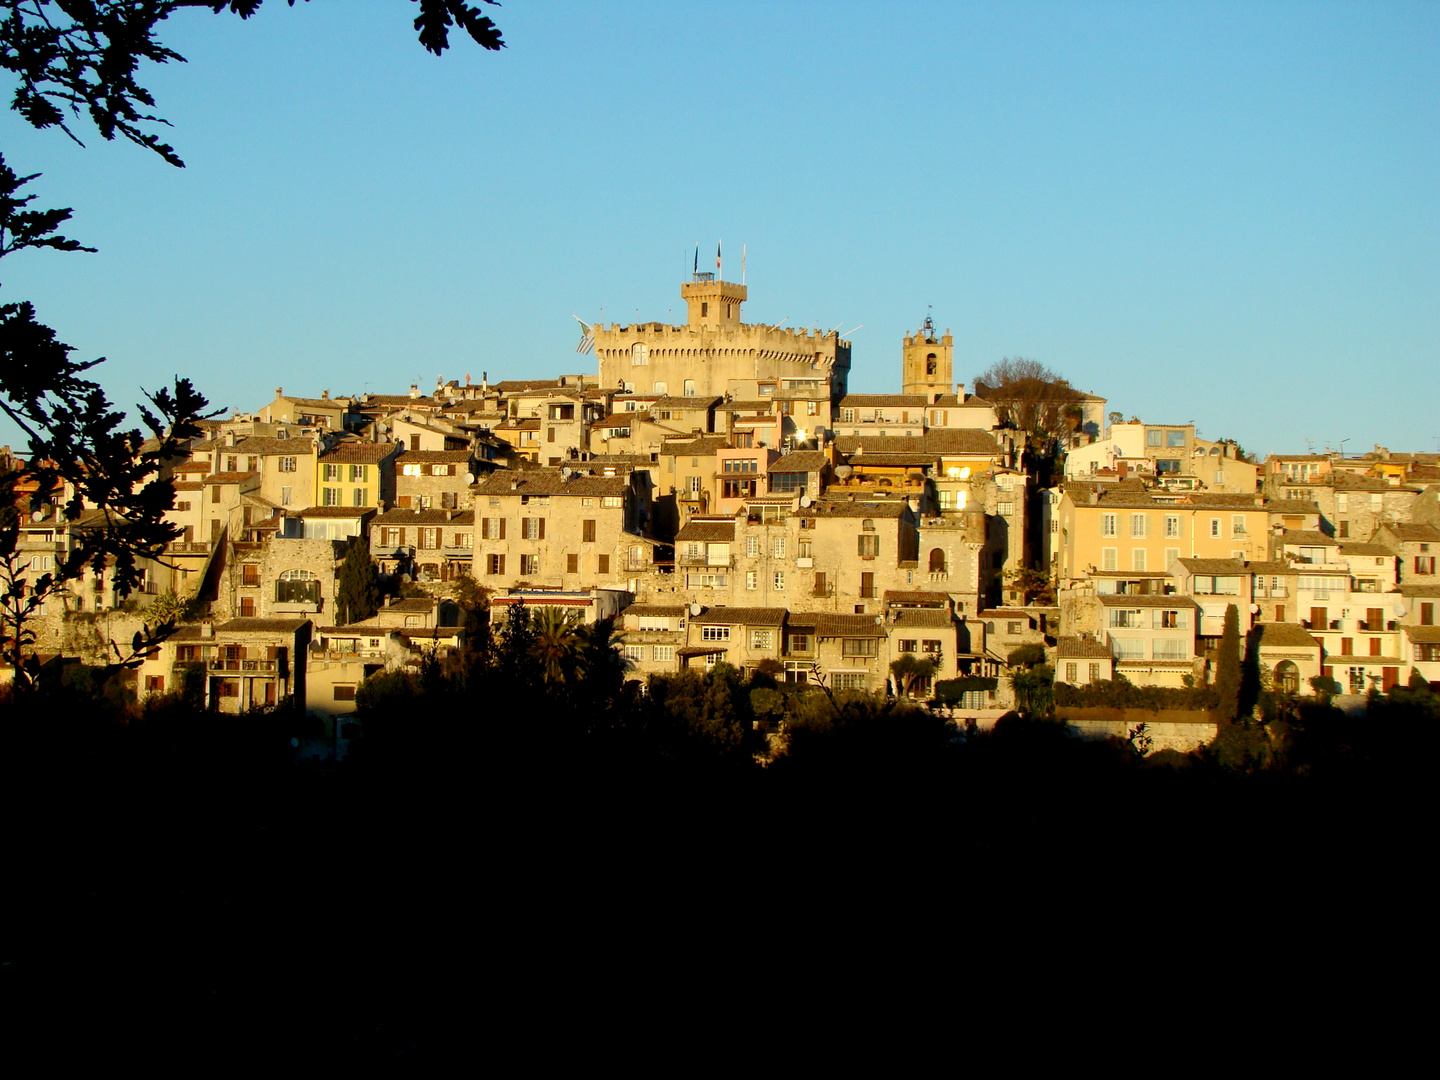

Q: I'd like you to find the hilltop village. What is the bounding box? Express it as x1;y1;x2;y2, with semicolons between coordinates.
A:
9;272;1440;749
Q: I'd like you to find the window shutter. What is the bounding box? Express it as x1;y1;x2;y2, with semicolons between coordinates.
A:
538;518;546;540
499;518;506;540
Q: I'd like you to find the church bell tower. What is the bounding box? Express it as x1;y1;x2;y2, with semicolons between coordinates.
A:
901;315;953;401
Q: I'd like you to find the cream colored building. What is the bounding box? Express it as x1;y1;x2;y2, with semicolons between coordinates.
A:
593;274;852;403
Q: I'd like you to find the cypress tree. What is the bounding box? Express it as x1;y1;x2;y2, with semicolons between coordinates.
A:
336;536;381;626
1216;603;1241;722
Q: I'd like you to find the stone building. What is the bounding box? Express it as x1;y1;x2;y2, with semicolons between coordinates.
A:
592;274;852;403
470;470;645;591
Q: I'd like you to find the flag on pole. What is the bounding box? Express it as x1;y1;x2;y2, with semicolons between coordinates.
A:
573;315;594;355
716;240;722;276
693;244;698;274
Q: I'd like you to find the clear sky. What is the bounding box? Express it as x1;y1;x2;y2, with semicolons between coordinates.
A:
1;1;1435;460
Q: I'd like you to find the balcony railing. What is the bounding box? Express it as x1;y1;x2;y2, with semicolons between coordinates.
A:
812;585;834;598
208;658;278;673
169;542;212;555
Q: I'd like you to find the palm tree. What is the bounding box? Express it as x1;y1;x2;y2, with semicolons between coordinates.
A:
575;616;634;692
531;607;582;683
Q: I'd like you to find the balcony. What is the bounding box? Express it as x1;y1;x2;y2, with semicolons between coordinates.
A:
812;584;835;598
168;542;212;555
678;554;736;569
442;545;473;558
272;599;321;614
928;571;949;583
208;658;279;673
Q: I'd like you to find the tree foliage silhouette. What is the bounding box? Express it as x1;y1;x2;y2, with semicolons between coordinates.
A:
336;535;381;626
1215;604;1241;722
0;2;504;687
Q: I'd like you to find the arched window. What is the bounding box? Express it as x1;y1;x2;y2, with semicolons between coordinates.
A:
925;353;937;376
929;548;947;573
1274;660;1300;694
631;343;648;366
862;518;875;532
276;568;319;604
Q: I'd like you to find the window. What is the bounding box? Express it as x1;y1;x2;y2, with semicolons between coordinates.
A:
1167;431;1185;447
1210;519;1221;537
1147;430;1163;447
276;568;319;604
998;501;1014;517
1111;638;1145;660
1130;514;1147;538
841;638;878;657
522;517;545;540
519;554;539;575
746;570;757;591
352;488;365;506
702;626;731;642
1102;547;1118;571
789;633;811;653
832;673;868;691
1231;515;1247;537
631;343;648;366
1153;639;1186;660
773;571;785;591
322;487;340;506
349;464;367;482
597;554;610;575
1132;549;1147;571
1102;514;1117;537
653;645;675;662
899;639;917;653
1007;621;1023;634
1109;610;1142;628
567;553;579;574
772;536;786;559
1422;603;1434;626
333;685;357;701
1065;663;1078;683
1158;609;1186;629
1088;663;1100;683
621;645;646;664
750;629;773;650
323;463;340;481
683;380;696;397
582;519;596;543
1164;515;1180;538
487;554;505;575
279;457;296;473
602;496;623;508
482;517;504;540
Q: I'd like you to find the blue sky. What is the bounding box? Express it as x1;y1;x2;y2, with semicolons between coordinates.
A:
1;1;1436;459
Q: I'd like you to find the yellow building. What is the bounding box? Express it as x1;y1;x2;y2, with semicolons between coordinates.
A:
1056;485;1271;584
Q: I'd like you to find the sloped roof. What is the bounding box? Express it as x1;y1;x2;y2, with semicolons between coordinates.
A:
397;449;473;463
838;394;928;408
215;618;310;634
652;396;720;410
786;612;886;637
1056;636;1112;659
808;499;908;519
1282;530;1339;547
695;607;787;626
1174;558;1247;574
472;471;628;498
1404;625;1440;643
1255;622;1322;649
1382;523;1440;542
835;429;999;457
373;508;463;524
1098;594;1200;608
299;506;377;518
203;471;258;485
769;451;827;472
676;520;735;543
622;604;687;618
319;442;402;464
233;436;314;455
1339;543;1395;557
889;609;954;629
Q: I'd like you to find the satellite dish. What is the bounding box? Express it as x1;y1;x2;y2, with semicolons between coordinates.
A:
561;467;572;479
465;472;475;485
835;465;854;480
31;510;42;522
689;602;702;617
1394;602;1408;616
799;494;812;508
1250;604;1260;614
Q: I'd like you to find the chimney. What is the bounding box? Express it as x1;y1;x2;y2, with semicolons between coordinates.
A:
201;622;214;638
409;384;419;399
275;387;283;398
321;389;329;401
